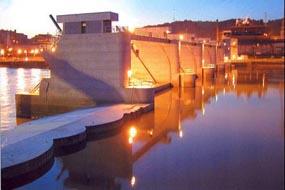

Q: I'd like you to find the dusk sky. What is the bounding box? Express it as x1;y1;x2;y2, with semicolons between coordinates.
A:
0;0;284;38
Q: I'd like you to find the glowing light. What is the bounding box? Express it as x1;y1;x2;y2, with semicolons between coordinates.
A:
51;47;56;52
224;56;229;62
131;176;136;187
148;129;153;136
237;55;244;60
179;34;184;40
262;74;265;87
128;70;132;78
128;26;135;33
202;86;205;95
128;126;137;144
129;127;137;138
128;137;133;144
179;130;183;138
17;49;22;54
1;49;5;56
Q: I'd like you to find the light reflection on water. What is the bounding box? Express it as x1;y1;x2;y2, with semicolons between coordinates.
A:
0;68;50;130
16;65;284;190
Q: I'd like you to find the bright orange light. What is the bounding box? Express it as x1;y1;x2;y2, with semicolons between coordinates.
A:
128;127;137;144
34;49;39;54
0;49;4;56
51;47;56;52
17;49;22;54
128;137;133;144
127;70;132;78
179;34;184;40
129;127;137;138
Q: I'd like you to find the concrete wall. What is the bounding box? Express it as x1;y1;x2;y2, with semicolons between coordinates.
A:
130;39;179;86
180;42;202;73
42;32;131;104
16;32;224;118
130;39;223;88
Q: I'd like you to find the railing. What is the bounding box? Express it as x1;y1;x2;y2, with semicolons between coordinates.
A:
30;81;41;94
131;43;158;85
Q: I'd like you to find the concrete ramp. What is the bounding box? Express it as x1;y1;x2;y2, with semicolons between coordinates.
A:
1;103;152;189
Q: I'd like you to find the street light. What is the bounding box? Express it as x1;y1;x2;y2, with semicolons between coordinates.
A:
0;49;4;58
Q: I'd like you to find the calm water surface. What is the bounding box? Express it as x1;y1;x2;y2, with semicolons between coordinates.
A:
0;68;50;130
2;65;284;190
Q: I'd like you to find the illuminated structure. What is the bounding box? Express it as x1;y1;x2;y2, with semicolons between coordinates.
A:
222;17;284;59
16;12;224;118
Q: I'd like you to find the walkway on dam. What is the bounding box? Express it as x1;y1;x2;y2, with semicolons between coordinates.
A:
1;103;151;184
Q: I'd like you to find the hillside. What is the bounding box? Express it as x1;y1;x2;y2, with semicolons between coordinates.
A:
147;18;283;40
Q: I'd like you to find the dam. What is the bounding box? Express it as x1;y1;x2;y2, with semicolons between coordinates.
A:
15;11;224;118
1;11;284;189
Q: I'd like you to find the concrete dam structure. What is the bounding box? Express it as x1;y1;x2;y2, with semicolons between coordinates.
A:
16;12;225;118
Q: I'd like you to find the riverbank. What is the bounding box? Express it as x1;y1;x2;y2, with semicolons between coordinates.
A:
227;57;285;65
1;103;152;189
0;57;49;69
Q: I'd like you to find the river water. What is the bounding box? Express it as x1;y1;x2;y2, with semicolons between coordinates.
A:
0;68;50;130
1;65;284;189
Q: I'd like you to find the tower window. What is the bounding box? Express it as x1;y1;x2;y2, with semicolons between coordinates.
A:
81;21;86;33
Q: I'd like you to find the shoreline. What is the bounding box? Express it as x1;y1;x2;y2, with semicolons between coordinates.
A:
0;57;49;69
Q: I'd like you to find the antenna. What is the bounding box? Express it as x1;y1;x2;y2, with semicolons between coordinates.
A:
264;12;267;25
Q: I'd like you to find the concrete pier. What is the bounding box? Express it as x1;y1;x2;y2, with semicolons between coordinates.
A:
1;103;152;189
